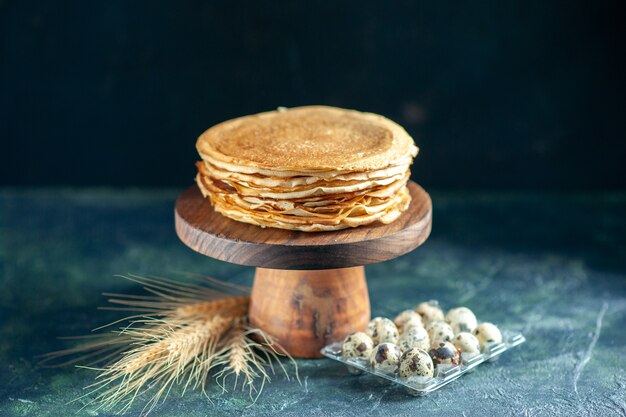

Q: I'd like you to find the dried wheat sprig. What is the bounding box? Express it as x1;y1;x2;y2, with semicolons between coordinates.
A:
124;273;248;299
213;318;265;399
40;291;249;367
77;313;236;415
94;274;249;331
45;274;298;415
106;294;250;321
211;319;300;403
38;334;132;368
172;271;251;294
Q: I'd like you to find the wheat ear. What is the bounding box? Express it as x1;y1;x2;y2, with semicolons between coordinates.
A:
211;319;301;403
46;274;298;414
77;312;239;415
213;318;266;399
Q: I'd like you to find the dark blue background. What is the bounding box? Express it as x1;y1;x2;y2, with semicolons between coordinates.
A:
1;1;624;189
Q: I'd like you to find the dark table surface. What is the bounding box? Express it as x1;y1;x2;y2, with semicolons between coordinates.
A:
1;188;625;416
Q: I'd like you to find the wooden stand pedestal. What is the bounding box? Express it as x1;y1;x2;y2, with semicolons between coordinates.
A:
250;266;369;358
175;181;432;358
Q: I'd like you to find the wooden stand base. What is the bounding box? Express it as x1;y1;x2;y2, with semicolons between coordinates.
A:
175;181;432;358
249;266;370;358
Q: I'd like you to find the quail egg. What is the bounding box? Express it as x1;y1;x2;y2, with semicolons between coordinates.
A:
341;332;374;360
398;326;430;352
369;342;403;371
394;310;423;332
398;348;434;379
367;317;399;345
415;301;445;324
453;332;481;356
428;341;461;366
473;322;503;349
425;320;454;343
446;307;478;334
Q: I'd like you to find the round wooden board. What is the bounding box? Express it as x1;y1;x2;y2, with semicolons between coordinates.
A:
175;181;432;270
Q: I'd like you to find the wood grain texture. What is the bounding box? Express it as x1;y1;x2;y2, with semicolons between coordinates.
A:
175;181;432;270
249;266;370;358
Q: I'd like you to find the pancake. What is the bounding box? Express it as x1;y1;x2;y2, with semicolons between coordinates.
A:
198;164;409;205
214;188;400;218
196;106;418;172
199;183;411;232
201;159;412;188
194;106;418;232
199;147;416;178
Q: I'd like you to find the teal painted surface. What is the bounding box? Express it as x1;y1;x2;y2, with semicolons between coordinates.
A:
1;189;625;416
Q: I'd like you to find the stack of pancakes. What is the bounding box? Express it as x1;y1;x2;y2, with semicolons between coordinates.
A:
195;106;418;232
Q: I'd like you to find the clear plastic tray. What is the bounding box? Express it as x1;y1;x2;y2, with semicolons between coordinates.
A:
320;330;526;396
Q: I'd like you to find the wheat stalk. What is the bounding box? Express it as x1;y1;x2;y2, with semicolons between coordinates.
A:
80;314;236;415
40;292;249;369
45;274;298;415
211;319;299;403
213;318;265;398
96;273;249;328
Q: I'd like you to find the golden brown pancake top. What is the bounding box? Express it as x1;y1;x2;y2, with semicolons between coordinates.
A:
196;106;417;172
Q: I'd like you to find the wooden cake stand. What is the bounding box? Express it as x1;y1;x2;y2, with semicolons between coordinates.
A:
175;181;432;358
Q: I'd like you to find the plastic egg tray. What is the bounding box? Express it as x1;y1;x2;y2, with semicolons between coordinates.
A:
320;330;525;396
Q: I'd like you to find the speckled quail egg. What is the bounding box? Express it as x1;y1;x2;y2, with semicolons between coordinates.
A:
398;348;434;379
369;342;403;371
425;320;455;343
398;326;430;352
402;317;424;333
445;307;478;334
341;332;374;360
428;341;461;366
367;317;399;345
453;332;481;356
394;310;423;332
473;322;503;349
415;301;445;324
